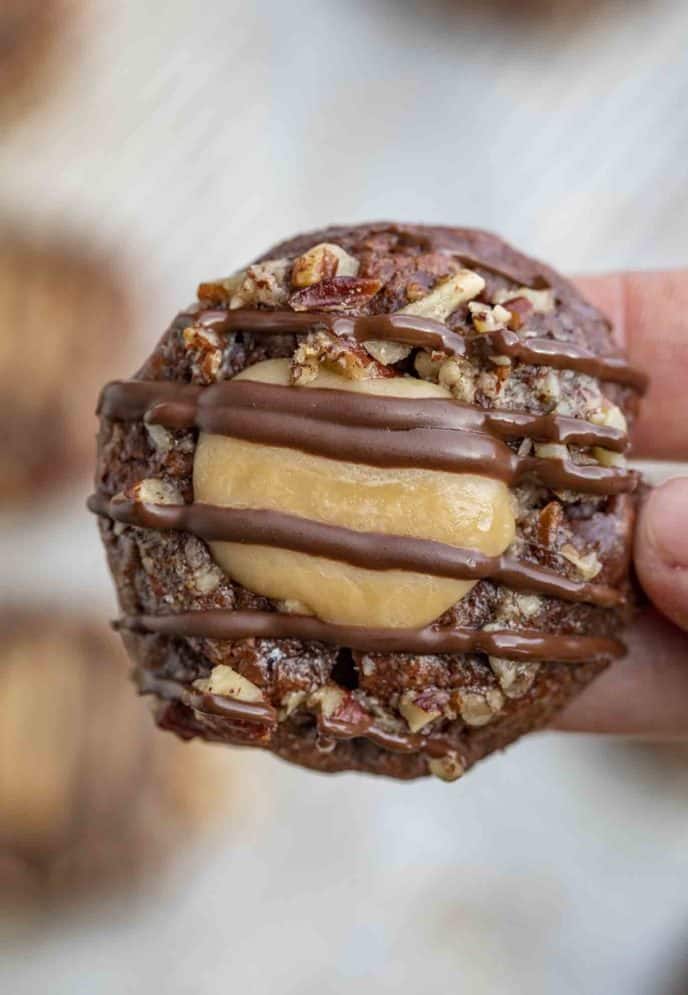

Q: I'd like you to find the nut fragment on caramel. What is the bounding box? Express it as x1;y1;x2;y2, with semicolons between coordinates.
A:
193;359;516;628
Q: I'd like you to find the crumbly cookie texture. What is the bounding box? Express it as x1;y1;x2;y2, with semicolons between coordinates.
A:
95;223;639;781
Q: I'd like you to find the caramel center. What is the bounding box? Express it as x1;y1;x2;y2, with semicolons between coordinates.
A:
193;359;516;627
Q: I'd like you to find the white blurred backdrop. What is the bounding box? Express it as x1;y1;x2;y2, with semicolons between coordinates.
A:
1;2;687;993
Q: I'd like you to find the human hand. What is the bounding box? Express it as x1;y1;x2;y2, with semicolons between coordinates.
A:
553;270;688;737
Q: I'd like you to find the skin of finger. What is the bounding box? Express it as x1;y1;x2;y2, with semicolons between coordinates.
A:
553;274;688;736
573;269;688;460
552;609;688;736
634;477;688;632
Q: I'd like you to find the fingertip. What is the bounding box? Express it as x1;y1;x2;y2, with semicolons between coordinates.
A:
573;273;627;347
553;609;688;736
635;477;688;631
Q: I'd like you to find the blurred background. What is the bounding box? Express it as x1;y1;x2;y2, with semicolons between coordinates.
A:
1;1;687;992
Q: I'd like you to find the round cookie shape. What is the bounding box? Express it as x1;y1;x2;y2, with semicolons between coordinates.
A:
92;222;643;781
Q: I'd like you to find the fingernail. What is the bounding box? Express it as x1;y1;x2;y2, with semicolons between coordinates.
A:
643;477;688;567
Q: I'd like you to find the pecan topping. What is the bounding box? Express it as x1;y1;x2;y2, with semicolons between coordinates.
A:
289;276;382;312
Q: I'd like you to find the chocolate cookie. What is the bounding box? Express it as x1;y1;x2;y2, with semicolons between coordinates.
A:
0;226;131;505
0;612;232;903
91;223;645;781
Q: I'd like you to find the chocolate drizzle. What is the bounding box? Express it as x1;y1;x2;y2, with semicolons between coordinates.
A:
89;493;624;608
120;609;624;662
134;667;452;757
94;296;637;762
99;379;629;452
134;667;276;725
198;308;468;357
193;309;648;391
318;713;452;759
483;329;648;392
98;379;636;495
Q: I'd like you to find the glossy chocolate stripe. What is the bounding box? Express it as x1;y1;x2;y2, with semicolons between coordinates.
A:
97;387;637;494
318;712;451;758
120;610;625;662
134;668;277;725
479;329;648;392
193;308;647;391
486;408;627;451
98;379;628;453
89;493;624;608
186;409;637;494
135;667;452;757
97;379;202;419
198;308;468;356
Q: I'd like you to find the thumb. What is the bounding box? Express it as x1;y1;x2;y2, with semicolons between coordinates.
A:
635;477;688;631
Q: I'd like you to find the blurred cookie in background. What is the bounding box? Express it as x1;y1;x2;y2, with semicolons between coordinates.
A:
424;0;605;27
0;1;74;122
0;611;236;908
0;223;133;507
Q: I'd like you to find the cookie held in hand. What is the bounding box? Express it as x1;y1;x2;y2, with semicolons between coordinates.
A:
91;223;646;781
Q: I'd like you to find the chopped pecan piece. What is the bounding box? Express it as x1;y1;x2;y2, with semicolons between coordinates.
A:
362;339;411;365
291;243;359;288
182;324;223;383
493;286;554;313
537;500;564;548
399;269;485;321
428;752;465;782
289;276;382;312
290;330;391;384
469;301;510;333
197;271;246;305
560;543;602;580
229;260;291;309
194;664;265;702
501;295;534;330
456;689;504;727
